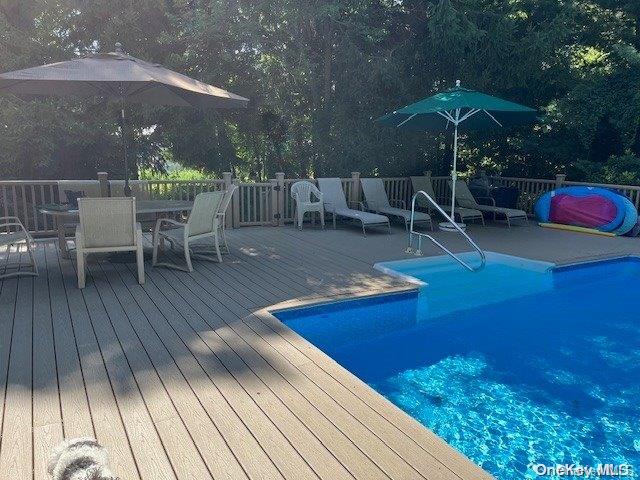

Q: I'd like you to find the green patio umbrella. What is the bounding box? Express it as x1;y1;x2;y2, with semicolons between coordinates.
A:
377;80;537;229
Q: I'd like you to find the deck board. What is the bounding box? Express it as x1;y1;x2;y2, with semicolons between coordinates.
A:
3;223;631;480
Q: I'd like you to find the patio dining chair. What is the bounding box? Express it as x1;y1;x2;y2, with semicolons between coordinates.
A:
152;191;224;272
76;197;144;289
290;180;325;230
0;216;38;280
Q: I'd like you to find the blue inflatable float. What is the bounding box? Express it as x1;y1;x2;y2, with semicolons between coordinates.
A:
534;186;638;236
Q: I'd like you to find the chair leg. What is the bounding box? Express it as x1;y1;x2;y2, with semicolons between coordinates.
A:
361;221;367;237
136;246;145;285
388;221;392;235
320;209;325;229
77;251;86;289
184;241;193;272
152;234;160;267
221;225;229;252
213;233;222;263
25;236;38;276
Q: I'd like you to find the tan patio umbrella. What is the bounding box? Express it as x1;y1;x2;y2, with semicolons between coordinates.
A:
0;43;249;194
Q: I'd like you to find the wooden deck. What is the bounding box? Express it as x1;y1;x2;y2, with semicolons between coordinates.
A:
2;222;639;480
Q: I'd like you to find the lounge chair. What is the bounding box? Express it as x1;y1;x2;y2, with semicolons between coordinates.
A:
450;180;528;227
317;178;390;236
290;180;325;230
76;197;144;289
361;178;432;231
0;216;38;279
410;176;484;225
152;191;224;271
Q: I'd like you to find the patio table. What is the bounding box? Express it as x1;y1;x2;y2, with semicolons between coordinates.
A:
40;199;193;258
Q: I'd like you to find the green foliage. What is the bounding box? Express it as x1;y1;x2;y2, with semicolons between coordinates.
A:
139;166;213;181
0;0;639;184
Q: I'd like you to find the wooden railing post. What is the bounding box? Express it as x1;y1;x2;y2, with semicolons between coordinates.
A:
350;171;360;205
222;172;234;229
97;172;109;197
555;173;566;189
275;172;285;226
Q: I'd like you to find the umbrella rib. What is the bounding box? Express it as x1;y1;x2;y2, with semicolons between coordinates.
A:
482;109;503;127
396;113;418;128
437;110;456;124
458;108;481;123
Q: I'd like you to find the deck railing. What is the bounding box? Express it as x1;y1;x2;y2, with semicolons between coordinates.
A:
4;172;640;235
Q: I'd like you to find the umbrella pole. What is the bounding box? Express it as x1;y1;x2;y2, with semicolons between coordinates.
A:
120;98;131;197
450;109;460;220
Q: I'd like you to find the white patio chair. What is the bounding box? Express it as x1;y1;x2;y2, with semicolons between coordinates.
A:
411;176;484;225
76;197;144;289
0;216;38;280
361;178;432;231
216;185;237;252
317;178;390;236
290;181;325;230
152;191;224;272
450;180;528;227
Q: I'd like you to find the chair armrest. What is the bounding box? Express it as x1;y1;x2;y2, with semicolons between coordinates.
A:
75;225;83;249
0;216;21;224
389;199;406;209
475;196;496;206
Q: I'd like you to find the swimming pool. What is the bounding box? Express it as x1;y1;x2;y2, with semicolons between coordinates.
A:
275;254;640;479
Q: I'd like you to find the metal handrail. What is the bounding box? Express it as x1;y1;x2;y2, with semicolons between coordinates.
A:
406;190;486;272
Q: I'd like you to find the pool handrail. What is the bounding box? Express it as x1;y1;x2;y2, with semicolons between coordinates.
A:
407;190;486;272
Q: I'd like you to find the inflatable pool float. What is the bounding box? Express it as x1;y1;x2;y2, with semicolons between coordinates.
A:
534;186;638;235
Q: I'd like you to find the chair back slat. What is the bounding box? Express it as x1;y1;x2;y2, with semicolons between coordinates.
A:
411;176;438;207
78;197;136;248
449;180;479;208
187;192;224;236
290;181;321;203
317;178;348;210
360;178;391;209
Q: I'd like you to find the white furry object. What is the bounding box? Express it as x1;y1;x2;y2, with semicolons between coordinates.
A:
47;437;120;480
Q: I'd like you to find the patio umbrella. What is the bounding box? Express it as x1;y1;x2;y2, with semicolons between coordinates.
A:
376;80;537;229
0;43;249;194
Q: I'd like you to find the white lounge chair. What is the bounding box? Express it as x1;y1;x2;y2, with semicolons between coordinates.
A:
450;180;528;227
410;176;484;225
0;216;38;280
317;178;390;236
76;197;144;289
361;178;432;231
290;181;325;230
152;191;224;272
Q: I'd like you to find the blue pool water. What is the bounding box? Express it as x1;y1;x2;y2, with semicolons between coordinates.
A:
275;254;640;479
